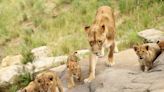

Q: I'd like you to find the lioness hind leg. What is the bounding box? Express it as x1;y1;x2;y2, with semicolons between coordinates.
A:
106;43;115;67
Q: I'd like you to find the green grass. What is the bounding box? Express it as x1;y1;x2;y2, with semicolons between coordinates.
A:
9;71;32;92
0;0;163;58
21;47;34;64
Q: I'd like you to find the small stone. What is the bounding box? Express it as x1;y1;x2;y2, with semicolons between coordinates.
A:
1;55;23;67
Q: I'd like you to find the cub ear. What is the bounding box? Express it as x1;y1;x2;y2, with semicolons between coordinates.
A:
145;45;149;50
133;45;138;51
101;24;105;33
73;51;78;55
84;26;90;33
22;89;27;92
157;40;160;44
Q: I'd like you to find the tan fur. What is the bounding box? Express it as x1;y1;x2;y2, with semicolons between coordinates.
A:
66;52;82;88
35;71;63;92
133;43;161;71
84;6;117;83
157;40;164;51
21;81;39;92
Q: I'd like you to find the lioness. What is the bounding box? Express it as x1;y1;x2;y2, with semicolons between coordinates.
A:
133;43;161;71
35;71;63;92
66;52;82;88
84;6;118;83
21;81;39;92
157;40;164;51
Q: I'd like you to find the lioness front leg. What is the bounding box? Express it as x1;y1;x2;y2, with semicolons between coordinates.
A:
106;43;115;67
84;54;97;83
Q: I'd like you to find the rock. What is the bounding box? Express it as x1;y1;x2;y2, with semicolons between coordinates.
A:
0;65;24;87
31;46;51;60
33;57;55;73
76;49;90;55
54;55;68;63
138;29;164;43
49;49;164;92
0;55;23;67
33;56;68;73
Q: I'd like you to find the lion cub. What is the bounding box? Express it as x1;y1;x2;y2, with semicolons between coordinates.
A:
133;43;161;71
35;70;63;92
21;81;39;92
66;51;82;88
157;40;164;51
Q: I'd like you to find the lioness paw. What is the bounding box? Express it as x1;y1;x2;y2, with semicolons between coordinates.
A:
84;78;92;83
106;61;115;67
84;75;95;83
68;83;75;89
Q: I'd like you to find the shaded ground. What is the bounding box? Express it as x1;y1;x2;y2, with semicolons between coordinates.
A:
50;49;164;92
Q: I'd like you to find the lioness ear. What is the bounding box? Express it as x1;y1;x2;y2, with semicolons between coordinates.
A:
133;45;138;51
145;45;149;50
101;25;105;33
84;26;90;33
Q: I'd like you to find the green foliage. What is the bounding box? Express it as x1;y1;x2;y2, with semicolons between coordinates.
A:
0;0;163;58
9;72;32;92
9;85;18;92
19;72;32;86
21;47;34;64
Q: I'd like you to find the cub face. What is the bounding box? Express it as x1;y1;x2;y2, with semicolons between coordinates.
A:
21;81;39;92
35;71;57;92
133;45;149;60
67;52;81;79
84;25;106;56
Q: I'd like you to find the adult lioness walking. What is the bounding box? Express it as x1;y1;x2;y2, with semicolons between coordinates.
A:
84;6;118;83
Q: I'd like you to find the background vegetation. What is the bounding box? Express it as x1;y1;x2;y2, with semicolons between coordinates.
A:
0;0;163;91
0;0;163;60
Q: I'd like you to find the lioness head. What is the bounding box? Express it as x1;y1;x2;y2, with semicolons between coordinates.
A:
133;44;149;60
84;25;106;56
21;81;39;92
35;71;58;92
67;52;81;80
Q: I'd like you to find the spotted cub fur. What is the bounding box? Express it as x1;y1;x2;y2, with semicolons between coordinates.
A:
66;52;82;88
